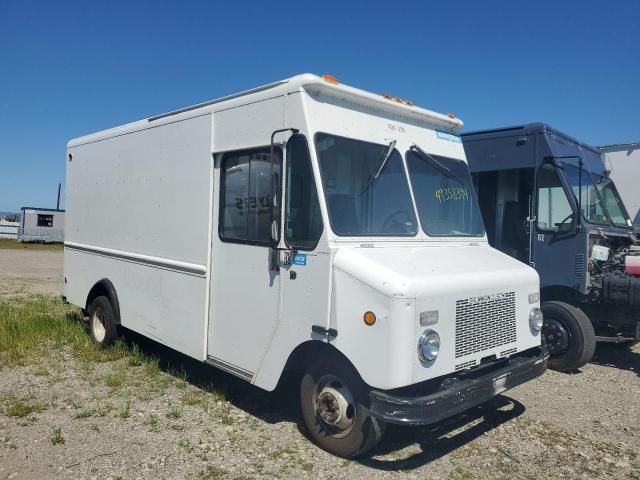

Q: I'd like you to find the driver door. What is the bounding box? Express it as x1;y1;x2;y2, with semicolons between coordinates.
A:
531;163;585;290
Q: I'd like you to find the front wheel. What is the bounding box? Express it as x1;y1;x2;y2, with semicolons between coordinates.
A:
542;301;595;372
300;352;385;458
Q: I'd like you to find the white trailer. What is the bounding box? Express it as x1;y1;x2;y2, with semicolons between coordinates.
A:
64;74;547;457
599;142;640;228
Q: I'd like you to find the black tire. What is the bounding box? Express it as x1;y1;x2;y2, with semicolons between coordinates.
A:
300;352;385;458
542;301;595;372
87;296;119;347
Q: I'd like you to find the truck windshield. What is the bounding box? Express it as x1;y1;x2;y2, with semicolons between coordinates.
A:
592;173;632;228
406;149;484;236
315;133;418;236
562;163;631;228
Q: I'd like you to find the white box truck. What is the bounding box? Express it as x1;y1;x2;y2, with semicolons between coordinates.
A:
64;74;547;457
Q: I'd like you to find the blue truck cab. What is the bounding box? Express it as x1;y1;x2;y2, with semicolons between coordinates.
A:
463;123;640;371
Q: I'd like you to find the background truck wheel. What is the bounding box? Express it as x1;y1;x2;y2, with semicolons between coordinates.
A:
300;352;385;458
542;301;595;372
87;296;119;347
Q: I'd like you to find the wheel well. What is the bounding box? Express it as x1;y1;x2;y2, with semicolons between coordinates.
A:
282;340;334;373
86;279;121;324
277;341;363;386
541;285;584;305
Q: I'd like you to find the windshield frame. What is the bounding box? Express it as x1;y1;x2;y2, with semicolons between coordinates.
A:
405;149;486;238
590;171;633;229
559;160;632;229
312;131;486;239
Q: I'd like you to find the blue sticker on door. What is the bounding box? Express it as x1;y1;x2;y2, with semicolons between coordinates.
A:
292;253;307;266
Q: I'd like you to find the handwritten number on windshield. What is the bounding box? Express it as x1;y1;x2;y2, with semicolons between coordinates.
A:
435;187;469;203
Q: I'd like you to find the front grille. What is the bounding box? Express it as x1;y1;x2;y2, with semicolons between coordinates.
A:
455;292;517;358
455;359;478;371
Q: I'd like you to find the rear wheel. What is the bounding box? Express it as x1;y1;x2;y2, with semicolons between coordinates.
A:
300;352;385;458
542;301;595;372
87;296;119;347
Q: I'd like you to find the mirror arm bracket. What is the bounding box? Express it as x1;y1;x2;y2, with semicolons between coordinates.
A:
269;128;300;271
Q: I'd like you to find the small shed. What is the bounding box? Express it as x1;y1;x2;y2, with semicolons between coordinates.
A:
18;207;65;243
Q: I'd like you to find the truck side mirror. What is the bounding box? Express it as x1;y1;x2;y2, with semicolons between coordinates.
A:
271;220;279;244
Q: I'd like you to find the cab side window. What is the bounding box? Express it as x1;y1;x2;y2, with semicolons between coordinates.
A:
219;148;281;245
285;135;323;250
536;163;573;230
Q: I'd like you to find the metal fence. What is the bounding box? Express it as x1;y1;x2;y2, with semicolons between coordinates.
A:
0;224;19;240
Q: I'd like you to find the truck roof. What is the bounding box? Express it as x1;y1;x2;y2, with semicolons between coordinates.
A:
598;142;640;152
68;74;463;148
461;122;602;155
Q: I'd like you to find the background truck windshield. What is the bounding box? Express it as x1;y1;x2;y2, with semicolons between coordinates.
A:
316;133;418;236
406;151;484;236
563;163;609;226
592;174;632;228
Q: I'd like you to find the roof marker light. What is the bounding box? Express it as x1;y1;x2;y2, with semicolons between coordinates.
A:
382;93;414;107
321;74;340;85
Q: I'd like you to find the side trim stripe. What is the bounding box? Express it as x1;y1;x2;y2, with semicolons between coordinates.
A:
206;356;253;382
64;241;207;276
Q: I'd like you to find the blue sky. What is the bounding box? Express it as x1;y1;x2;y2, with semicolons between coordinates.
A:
1;0;638;213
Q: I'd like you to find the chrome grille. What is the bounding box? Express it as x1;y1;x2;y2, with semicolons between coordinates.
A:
455;292;517;358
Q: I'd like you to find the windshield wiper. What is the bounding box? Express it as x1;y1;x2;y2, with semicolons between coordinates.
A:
410;144;465;185
357;139;396;196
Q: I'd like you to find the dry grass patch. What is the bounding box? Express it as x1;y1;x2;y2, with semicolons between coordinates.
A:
1;394;47;418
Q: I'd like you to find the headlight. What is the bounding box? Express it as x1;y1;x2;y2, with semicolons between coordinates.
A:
529;307;544;333
418;329;440;363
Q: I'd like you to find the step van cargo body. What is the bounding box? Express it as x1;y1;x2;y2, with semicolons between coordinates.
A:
64;75;547;456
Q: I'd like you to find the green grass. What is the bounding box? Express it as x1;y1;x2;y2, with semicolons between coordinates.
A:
166;405;182;419
74;408;96;419
0;295;139;368
50;426;65;445
0;238;63;251
1;395;47;417
198;466;229;480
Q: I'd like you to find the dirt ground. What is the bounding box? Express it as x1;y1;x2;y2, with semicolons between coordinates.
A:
0;249;639;479
0;248;63;298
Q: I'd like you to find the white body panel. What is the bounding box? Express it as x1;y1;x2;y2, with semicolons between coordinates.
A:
65;74;541;394
600;143;640;224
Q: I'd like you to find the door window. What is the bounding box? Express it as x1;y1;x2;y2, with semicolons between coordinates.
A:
536;164;573;230
219;148;281;245
285;135;323;250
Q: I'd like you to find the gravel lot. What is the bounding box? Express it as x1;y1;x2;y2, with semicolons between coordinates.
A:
0;248;62;299
0;248;638;479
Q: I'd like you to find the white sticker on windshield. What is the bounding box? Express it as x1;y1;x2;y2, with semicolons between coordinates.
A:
436;130;462;143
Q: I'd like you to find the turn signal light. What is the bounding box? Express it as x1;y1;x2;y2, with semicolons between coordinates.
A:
322;74;340;85
363;311;376;326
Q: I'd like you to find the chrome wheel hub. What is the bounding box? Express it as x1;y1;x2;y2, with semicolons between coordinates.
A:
317;381;355;431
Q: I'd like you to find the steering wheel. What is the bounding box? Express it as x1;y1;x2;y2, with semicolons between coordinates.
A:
381;210;414;233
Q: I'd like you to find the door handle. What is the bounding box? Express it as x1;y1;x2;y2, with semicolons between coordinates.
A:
290;270;297;280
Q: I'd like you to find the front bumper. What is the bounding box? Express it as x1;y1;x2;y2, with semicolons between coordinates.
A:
369;348;548;426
